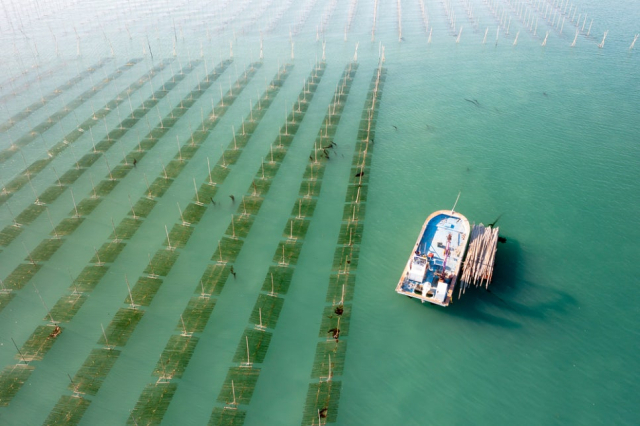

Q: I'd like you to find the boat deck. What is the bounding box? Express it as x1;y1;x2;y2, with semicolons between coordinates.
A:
396;211;470;306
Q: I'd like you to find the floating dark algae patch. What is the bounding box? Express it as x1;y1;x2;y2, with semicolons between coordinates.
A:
0;365;35;406
152;335;199;379
44;395;91;425
128;383;178;425
69;349;121;395
209;407;247;426
98;308;144;347
17;324;63;362
318;304;351;339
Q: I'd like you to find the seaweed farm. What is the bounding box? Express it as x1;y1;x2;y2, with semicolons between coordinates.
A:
1;0;639;425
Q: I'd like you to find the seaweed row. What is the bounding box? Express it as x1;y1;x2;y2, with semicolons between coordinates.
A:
0;58;195;310
208;62;358;426
0;58;218;408
125;63;297;426
300;64;386;426
0;57;112;133
0;58;171;207
43;62;267;424
0;58;142;166
0;58;68;103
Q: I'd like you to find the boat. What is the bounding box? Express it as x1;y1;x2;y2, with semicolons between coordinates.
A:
395;209;471;306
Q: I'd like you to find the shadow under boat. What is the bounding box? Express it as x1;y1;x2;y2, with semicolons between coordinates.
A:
443;236;578;329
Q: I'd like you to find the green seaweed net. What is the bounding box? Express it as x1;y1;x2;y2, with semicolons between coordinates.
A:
260;266;294;295
249;294;284;330
98;308;144;347
18;325;63;361
216;367;261;406
310;341;347;379
179;297;216;333
69;349;121;395
301;381;342;425
0;364;35;406
128;383;177;425
152;335;199;380
197;264;232;296
209;407;247;426
232;329;272;365
45;395;91;425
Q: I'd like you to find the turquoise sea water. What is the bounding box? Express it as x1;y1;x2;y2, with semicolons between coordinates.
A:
0;0;638;425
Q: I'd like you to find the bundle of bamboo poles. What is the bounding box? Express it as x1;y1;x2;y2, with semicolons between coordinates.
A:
459;224;499;298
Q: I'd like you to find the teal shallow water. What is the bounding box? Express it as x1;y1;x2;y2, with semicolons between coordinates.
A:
0;0;639;425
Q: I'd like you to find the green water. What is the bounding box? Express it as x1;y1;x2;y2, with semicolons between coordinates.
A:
0;0;638;425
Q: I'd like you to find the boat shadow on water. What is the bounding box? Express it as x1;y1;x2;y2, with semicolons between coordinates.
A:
444;237;578;329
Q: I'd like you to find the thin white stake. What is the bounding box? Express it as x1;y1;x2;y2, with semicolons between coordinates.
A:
207;157;214;186
93;246;103;266
125;274;136;308
101;323;112;349
165;225;173;250
194;178;203;205
268;273;277;297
